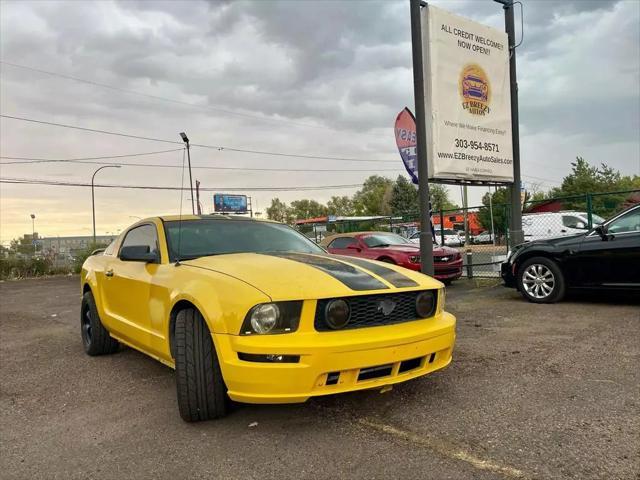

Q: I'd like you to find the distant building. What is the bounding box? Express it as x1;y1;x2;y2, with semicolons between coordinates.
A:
40;235;118;258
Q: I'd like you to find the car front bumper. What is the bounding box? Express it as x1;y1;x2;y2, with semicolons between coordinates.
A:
213;312;456;404
501;261;517;288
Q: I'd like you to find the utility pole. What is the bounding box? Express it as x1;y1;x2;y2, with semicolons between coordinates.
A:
495;0;523;246
410;0;434;276
91;165;121;245
30;213;36;255
180;132;195;215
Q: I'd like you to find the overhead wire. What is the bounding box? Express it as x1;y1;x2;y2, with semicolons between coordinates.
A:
0;176;363;192
0;114;398;163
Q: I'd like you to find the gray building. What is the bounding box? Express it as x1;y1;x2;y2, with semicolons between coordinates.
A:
40;235;118;258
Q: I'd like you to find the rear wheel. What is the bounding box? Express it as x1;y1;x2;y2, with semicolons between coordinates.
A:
175;308;228;421
517;257;566;303
379;257;396;264
81;291;119;355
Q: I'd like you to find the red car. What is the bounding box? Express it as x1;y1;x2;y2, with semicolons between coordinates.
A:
320;232;463;284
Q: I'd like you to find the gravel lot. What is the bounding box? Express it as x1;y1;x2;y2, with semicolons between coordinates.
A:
1;276;638;480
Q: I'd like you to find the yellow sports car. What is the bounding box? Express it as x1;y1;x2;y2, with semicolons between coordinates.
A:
81;215;456;421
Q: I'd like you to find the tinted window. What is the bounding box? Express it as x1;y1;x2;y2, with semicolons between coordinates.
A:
329;237;357;249
362;233;409;247
164;219;324;261
607;209;640;234
120;225;159;257
562;215;587;229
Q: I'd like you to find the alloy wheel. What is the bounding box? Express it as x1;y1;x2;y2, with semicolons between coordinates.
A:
521;264;555;300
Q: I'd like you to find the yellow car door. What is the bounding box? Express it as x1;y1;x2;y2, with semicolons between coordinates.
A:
100;223;162;351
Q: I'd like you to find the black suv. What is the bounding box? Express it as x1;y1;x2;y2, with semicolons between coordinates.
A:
502;204;640;303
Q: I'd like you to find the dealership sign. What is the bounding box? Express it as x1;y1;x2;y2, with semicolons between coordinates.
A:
422;4;514;184
213;194;248;213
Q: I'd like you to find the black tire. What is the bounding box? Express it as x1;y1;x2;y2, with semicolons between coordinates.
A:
81;290;119;355
516;256;566;304
379;257;396;264
175;308;227;422
443;279;452;286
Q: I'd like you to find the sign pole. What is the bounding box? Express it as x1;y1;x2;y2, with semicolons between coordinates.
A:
410;0;434;276
497;0;524;246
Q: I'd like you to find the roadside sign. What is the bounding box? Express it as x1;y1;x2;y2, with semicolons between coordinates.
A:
213;194;248;213
422;4;514;184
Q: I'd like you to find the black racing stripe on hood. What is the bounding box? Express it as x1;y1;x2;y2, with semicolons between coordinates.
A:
338;257;419;288
264;252;389;291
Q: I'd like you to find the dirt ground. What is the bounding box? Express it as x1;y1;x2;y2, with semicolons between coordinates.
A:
1;276;638;480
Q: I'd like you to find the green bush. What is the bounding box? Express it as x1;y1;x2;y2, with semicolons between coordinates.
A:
73;244;108;274
0;257;56;280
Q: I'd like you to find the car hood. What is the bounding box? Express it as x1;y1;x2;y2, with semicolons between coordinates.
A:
182;252;440;301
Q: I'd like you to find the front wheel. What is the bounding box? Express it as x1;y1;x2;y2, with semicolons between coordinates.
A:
175;308;228;421
517;257;566;303
81;291;119;355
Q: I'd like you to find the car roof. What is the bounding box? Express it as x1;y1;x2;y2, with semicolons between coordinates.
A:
156;214;277;223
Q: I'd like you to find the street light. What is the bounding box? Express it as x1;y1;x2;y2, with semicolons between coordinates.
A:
179;132;195;215
92;165;121;245
30;213;36;255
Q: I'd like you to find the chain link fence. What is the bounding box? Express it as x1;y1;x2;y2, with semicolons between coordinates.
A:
296;189;639;278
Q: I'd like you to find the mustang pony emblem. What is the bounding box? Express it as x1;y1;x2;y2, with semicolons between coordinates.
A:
377;299;396;316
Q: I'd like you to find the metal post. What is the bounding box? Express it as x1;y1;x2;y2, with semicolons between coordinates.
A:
463;185;470;246
30;214;36;255
410;0;434;276
489;186;496;245
498;0;524;247
185;143;194;215
439;210;444;246
586;194;593;229
91;165;120;246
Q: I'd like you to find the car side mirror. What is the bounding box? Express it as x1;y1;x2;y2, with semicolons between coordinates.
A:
120;245;159;263
594;225;610;241
575;221;586;229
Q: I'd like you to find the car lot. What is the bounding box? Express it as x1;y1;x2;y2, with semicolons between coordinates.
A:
1;276;638;480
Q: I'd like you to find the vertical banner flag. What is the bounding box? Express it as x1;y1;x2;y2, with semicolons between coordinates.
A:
423;5;514;183
394;108;419;185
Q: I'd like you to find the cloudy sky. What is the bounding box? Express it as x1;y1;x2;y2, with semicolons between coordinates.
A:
1;0;639;244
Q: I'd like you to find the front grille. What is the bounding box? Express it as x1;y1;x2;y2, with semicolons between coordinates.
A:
434;253;460;263
314;290;438;331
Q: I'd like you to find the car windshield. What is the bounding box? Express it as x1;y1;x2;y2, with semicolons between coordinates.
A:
362;233;410;247
164;219;324;261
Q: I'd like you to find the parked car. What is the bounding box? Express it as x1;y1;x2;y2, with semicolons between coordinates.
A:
81;216;456;421
410;228;463;247
322;231;463;284
502;204;640;303
472;230;494;244
522;211;605;242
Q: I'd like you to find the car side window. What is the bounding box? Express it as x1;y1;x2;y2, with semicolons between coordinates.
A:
562;215;587;229
607;209;640;234
119;225;159;258
329;237;357;249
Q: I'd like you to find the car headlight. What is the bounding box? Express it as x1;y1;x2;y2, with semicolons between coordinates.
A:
325;299;350;329
409;255;420;263
415;290;437;318
241;301;303;335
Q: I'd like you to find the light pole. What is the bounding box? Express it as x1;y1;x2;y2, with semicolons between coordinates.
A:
92;165;121;245
30;213;36;255
179;132;195;215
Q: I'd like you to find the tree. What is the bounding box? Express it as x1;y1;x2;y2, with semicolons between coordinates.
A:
429;184;458;212
549;157;640;216
389;176;418;214
477;188;509;238
289;199;327;220
265;198;292;223
9;235;38;255
326;196;354;216
353;175;394;216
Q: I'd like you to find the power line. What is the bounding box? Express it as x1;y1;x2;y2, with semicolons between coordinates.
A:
0;176;363;192
0;60;382;138
0;148;184;164
0;156;402;173
0;114;398;163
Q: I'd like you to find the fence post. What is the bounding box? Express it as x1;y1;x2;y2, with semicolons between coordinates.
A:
586;194;593;229
439;210;445;245
466;251;473;278
504;204;510;246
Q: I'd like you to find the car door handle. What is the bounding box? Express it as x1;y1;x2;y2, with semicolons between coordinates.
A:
105;269;114;277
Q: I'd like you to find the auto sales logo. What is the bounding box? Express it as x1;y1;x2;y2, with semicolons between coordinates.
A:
459;64;491;116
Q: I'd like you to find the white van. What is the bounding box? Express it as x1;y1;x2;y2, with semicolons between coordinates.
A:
522;211;605;242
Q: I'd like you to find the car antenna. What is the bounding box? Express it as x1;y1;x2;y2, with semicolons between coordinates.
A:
175;144;187;266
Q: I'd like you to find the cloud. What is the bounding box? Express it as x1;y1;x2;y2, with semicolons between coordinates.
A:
0;0;638;242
